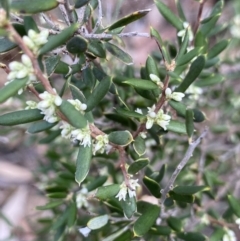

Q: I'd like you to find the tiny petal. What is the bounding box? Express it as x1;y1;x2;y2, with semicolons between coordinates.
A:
79;227;91;237
146;118;154;129
16;69;28;79
149;74;160;82
21;54;32;67
135;108;143;114
81;103;87;111
165;87;172;97
54;96;62;106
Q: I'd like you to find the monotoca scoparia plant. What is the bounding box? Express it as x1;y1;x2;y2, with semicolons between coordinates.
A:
0;0;239;240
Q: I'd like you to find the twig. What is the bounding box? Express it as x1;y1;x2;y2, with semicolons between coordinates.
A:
6;24;55;94
82;32;150;39
193;0;206;35
59;4;71;26
93;0;103;32
41;13;60;31
63;0;74;24
160;128;208;213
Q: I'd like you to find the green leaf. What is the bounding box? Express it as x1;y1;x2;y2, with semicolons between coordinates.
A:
154;0;183;30
115;108;144;119
45;55;61;77
177;232;206;241
95;184;120;200
146;55;159;77
123;78;158;90
0;37;16;53
47;192;67;199
86;76;111;111
173;185;209;195
143;176;161;198
75;144;92;185
204;57;219;69
186;109;194;139
0;109;43;126
67;202;77;227
176;47;203;66
39;130;61;144
59;100;87;129
0;77;29;103
169;191;194;203
128;158;149;175
107;9;150;30
176;55;205;93
175;0;186;21
86;176;108;192
196;74;224;87
228;195;240;217
36;201;62;210
133;136;146;157
45;186;68;193
11;0;59;14
167;120;187;134
133;202;160;237
175;28;189;62
102;227;130;241
108;130;133;146
150;225;171;236
166;216;182;232
105;42;133;65
169;100;186;117
39;23;79;55
150;164;166;183
192;109;205;122
121;196;137;219
27;120;56;133
207;39;230;59
87;215;108;230
23;16;39;32
200;14;221;36
75;0;90;9
66;36;88;54
87;40;106;58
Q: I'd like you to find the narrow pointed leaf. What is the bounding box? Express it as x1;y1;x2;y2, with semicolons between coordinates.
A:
36;201;62;210
59;100;87;129
169;191;194;203
75;0;90;8
75;144;92;185
207;39;229;59
87;215;108;230
23;16;39;32
173;185;209;195
143;176;161;198
86;176;108;192
27;120;56;133
105;42;133;65
186;109;194;139
167;120;187;134
154;0;183;30
45;55;61;77
167;216;183;232
128;158;149;174
177;232;206;241
0;109;43;126
200;14;221;36
39;130;61;144
121;196;137;219
0;77;29;103
11;0;59;14
86;76;111;111
39;23;79;55
87;40;106;58
107;9;150;30
228;195;240;217
175;28;189;62
176;55;205;92
195;75;224;87
115;108;144;119
176;47;203;66
123;78;158;90
67;202;77;227
175;0;186;21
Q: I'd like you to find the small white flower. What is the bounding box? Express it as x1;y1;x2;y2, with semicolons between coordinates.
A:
186;85;203;100
235;218;240;229
68;99;87;113
37;89;62;123
177;22;194;42
76;187;89;209
71;126;91;147
25;100;37;110
156;109;171;130
165;87;185;102
231;15;240;38
115;178;139;201
149;74;163;88
60;121;74;139
79;227;91;237
223;229;237;241
146;105;156;129
135;108;143;115
93;134;109;155
23;29;49;54
140;132;147;139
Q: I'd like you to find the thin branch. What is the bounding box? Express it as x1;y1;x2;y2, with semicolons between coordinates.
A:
193;0;206;35
41;13;60;31
160;128;208;212
59;4;71;26
82;32;150;39
6;24;55;94
93;0;103;32
63;0;74;24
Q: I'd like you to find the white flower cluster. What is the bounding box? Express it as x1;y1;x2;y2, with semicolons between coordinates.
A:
116;178;139;201
177;22;194;42
230;15;240;39
76;187;89;209
37;89;62;123
68;99;87;114
165;88;185;102
25;100;38;110
149;74;164;88
93;134;109;155
185;85;203;100
23;29;49;54
223;229;237;241
146;105;171;130
6;55;36;94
